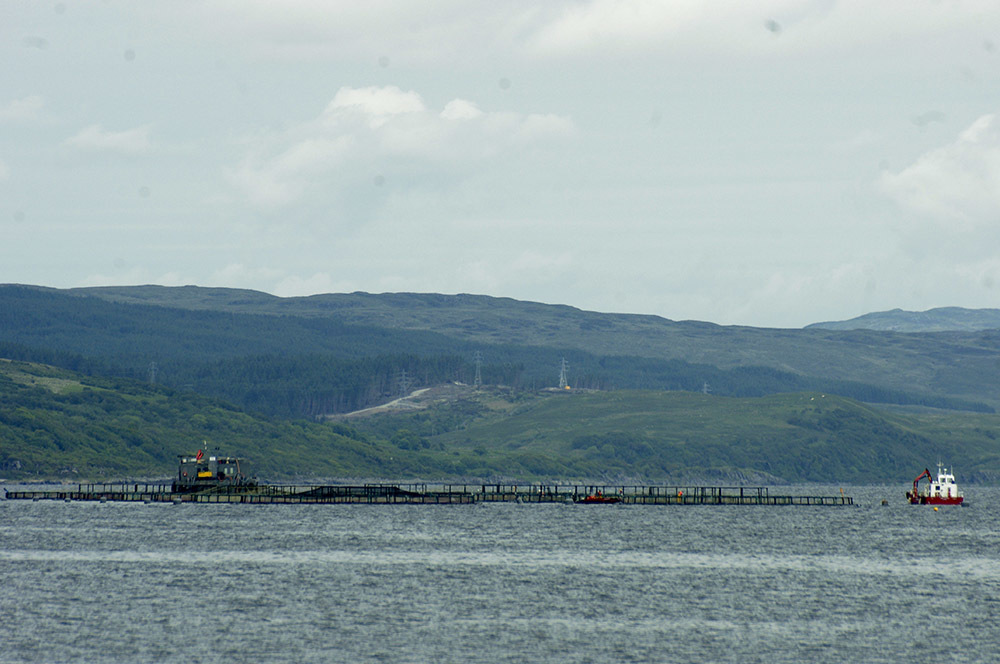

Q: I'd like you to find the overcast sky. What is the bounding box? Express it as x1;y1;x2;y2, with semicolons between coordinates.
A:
3;1;1000;327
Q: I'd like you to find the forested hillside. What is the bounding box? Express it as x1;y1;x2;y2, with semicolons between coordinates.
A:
64;285;1000;411
5;359;1000;483
1;285;995;419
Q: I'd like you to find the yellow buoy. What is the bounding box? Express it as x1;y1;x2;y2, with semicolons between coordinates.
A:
933;506;939;511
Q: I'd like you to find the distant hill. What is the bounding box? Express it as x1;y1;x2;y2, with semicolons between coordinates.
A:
8;283;1000;483
807;307;1000;332
4;359;1000;484
32;284;1000;412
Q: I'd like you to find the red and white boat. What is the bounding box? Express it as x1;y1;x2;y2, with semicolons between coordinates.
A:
906;464;964;505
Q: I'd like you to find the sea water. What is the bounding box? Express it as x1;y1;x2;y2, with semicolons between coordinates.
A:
1;485;998;663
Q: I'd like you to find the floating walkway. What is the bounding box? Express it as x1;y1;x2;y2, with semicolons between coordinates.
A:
5;483;853;506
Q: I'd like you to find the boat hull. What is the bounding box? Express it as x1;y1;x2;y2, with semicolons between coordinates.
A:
906;492;964;505
575;496;622;504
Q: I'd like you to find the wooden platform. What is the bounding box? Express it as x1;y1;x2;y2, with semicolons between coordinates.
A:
4;482;853;506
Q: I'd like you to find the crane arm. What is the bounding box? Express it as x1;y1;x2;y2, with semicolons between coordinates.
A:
913;468;932;492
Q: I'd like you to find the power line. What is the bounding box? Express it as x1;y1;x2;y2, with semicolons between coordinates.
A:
398;369;412;396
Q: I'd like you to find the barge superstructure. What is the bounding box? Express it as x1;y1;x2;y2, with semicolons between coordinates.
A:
172;450;254;492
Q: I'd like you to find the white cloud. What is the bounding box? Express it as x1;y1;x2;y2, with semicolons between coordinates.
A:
274;136;354;176
879;114;1000;228
64;124;153;154
225;161;305;208
226;133;356;207
0;96;45;124
0;157;9;181
527;0;710;55
228;85;574;209
441;99;483;121
327;86;425;120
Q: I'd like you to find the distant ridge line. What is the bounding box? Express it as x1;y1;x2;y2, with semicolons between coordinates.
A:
807;306;1000;333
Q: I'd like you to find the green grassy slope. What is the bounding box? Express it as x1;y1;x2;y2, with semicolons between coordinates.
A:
0;360;452;481
348;388;1000;484
4;359;1000;485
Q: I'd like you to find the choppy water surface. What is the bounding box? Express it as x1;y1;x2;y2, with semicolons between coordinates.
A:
2;485;999;663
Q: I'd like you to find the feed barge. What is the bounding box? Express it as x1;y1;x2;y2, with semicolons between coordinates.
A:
4;452;854;506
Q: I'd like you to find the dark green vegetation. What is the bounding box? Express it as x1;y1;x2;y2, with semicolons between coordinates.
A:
3;283;1000;483
4;285;999;415
346;387;1000;484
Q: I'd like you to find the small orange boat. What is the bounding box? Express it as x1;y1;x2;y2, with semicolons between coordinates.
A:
574;491;622;504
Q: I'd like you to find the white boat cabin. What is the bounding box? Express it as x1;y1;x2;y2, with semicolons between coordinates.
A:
925;464;962;500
